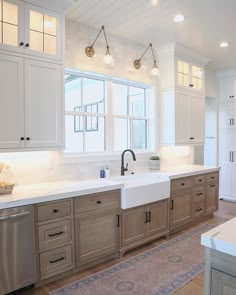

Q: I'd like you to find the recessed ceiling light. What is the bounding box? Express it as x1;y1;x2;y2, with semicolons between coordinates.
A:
151;0;158;6
174;14;185;22
220;42;229;48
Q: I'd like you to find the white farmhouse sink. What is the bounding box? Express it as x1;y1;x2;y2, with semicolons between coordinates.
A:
110;173;170;209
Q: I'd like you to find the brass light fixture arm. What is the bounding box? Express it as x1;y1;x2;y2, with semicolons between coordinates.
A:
85;25;111;57
134;43;157;69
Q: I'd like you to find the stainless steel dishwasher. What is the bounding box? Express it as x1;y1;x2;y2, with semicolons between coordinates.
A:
0;205;37;295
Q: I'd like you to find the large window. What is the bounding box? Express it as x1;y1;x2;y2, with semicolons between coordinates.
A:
65;71;153;154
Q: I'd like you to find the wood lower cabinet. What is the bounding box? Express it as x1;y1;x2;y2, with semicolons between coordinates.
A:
206;182;219;214
121;199;169;255
170;188;193;230
75;190;120;269
170;172;219;232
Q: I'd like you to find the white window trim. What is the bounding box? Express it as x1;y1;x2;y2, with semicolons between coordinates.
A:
63;69;157;161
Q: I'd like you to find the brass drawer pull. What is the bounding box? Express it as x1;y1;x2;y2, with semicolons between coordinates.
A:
198;179;202;182
97;200;102;204
48;231;64;237
196;193;203;196
181;183;185;186
210;184;216;188
49;257;65;264
53;209;58;213
170;200;174;210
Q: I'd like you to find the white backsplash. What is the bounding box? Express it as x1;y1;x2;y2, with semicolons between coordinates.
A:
0;147;194;185
0;151;150;185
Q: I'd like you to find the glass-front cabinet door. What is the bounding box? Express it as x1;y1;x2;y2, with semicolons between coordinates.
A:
177;59;190;88
24;4;62;60
191;64;203;91
0;0;24;52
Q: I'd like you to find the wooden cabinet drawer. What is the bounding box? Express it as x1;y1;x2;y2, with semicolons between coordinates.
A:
194;199;205;217
75;190;119;214
37;200;72;222
206;172;219;183
39;245;73;279
194;186;205;200
194;175;205;186
171;177;193;192
38;220;72;251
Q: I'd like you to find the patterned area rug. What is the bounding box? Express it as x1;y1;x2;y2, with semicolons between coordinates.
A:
50;224;213;295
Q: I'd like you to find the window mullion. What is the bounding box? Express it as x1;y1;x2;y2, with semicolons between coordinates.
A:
106;81;114;152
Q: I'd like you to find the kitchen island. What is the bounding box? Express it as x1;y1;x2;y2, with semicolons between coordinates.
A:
201;218;236;295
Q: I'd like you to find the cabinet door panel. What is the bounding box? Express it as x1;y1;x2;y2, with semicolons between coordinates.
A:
75;209;119;266
175;91;189;144
0;0;24;53
147;200;168;236
219;133;235;163
24;4;62;60
0;53;24;148
219;163;232;198
170;188;193;229
121;206;146;246
211;268;236;295
206;183;218;214
230;164;236;199
220;104;233;129
189;94;204;144
24;59;62;148
219;78;233;102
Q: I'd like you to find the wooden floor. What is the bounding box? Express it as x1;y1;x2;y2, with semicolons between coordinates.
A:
21;200;236;295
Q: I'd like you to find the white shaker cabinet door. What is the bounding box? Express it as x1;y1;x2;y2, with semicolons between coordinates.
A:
189;93;205;144
175;91;189;144
0;53;24;148
24;59;63;148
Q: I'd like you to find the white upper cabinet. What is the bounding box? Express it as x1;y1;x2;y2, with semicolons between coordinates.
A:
0;53;24;148
0;0;62;60
219;77;236;102
175;91;204;145
176;59;204;92
158;44;208;146
24;4;62;60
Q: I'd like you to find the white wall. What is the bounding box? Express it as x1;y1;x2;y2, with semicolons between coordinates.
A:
65;20;158;85
205;69;217;98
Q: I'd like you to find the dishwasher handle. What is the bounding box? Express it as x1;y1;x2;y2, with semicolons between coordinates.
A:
0;211;30;221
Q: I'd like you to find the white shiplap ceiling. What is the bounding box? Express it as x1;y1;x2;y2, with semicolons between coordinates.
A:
66;0;236;70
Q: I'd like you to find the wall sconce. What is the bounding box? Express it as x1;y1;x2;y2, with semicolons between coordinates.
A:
133;43;159;76
85;25;114;66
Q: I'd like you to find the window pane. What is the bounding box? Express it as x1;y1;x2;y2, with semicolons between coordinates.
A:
30;30;43;52
44;34;56;55
65;115;83;153
112;83;128;115
30;10;43;32
0;1;2;21
129;86;145;116
114;118;128;151
3;23;17;46
132;119;147;149
65;75;82;112
44;15;56;36
85;117;105;152
3;1;18;25
83;78;105;113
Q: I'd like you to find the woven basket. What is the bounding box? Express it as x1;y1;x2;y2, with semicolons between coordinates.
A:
0;184;14;195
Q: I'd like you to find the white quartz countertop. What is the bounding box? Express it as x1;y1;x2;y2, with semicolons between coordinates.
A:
160;165;220;179
0;165;220;210
0;179;124;210
201;218;236;257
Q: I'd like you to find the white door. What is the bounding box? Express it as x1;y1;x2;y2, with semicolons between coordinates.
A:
189;93;205;144
175;91;189;144
24;3;62;61
0;53;24;148
218;77;233;102
0;0;25;53
24;59;63;148
219;163;232;198
231;163;236;199
219;132;235;163
220;103;233;129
